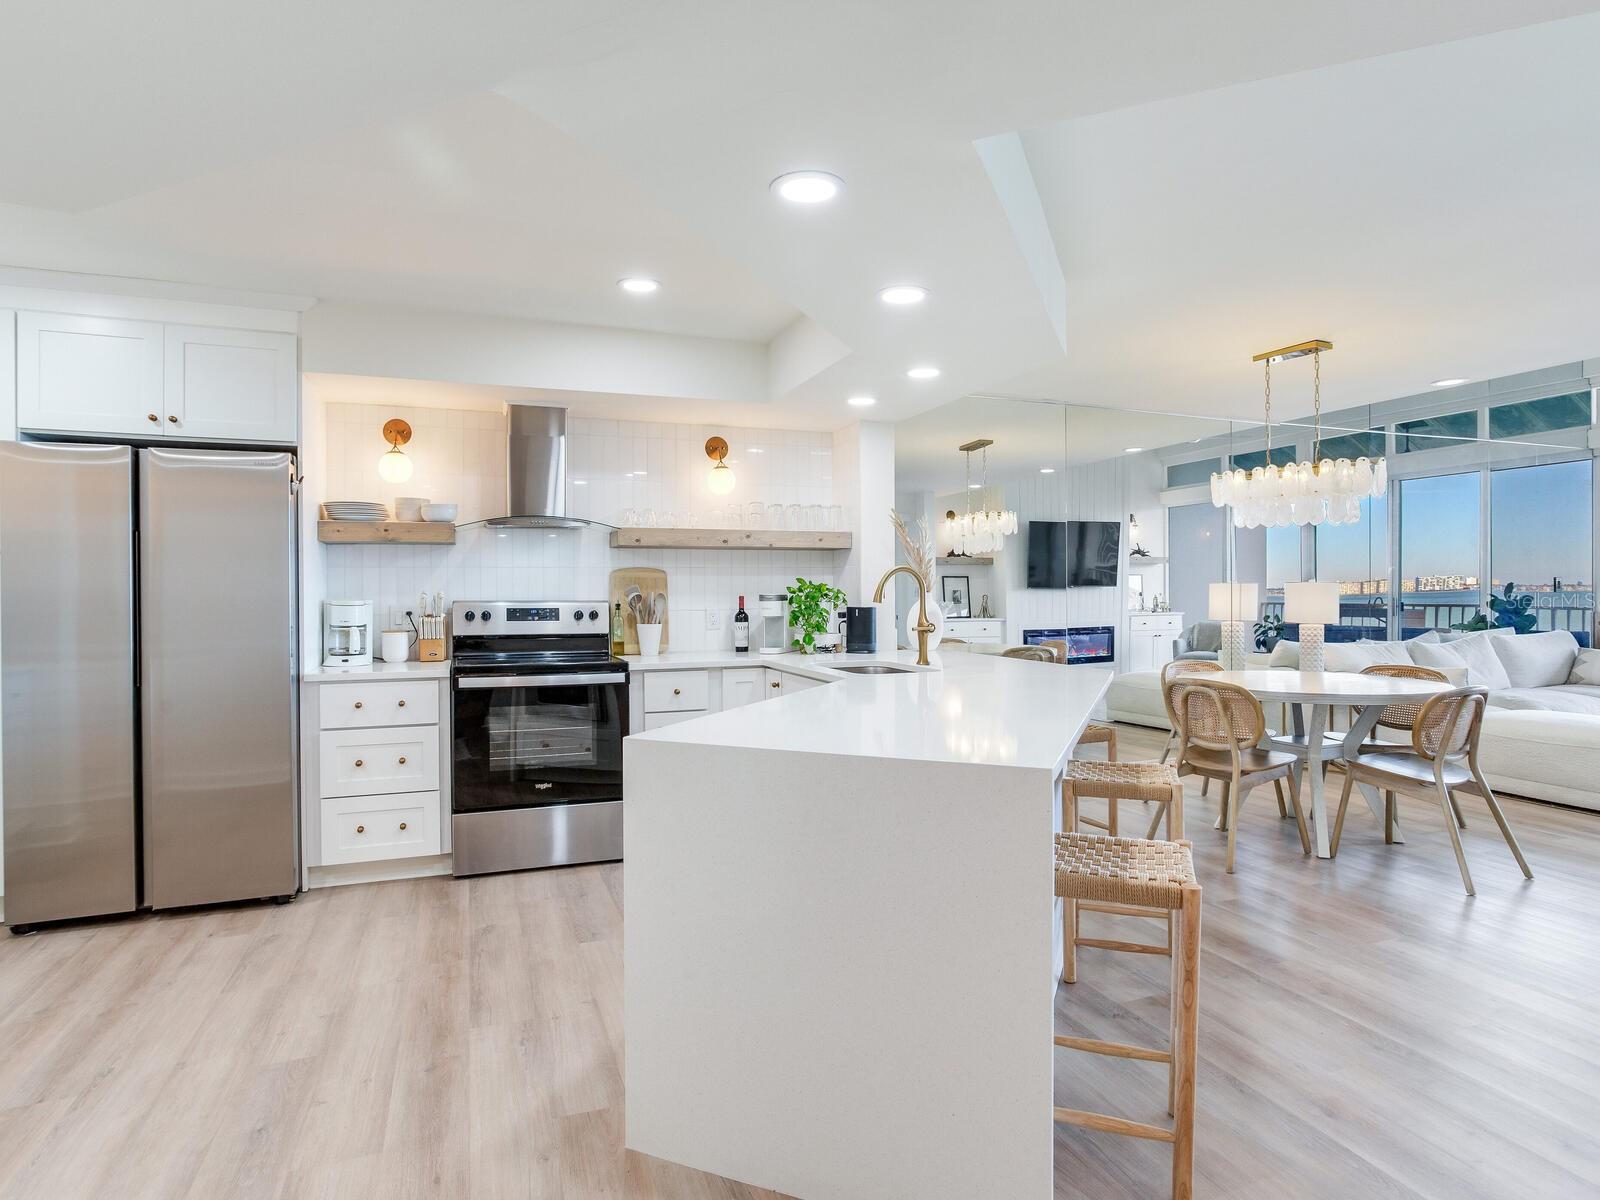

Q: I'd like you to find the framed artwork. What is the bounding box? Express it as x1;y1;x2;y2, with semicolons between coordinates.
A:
940;574;971;618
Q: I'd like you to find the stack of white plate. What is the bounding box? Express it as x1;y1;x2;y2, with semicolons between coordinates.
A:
322;501;390;522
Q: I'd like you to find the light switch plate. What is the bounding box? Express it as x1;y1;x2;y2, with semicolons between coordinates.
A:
705;609;723;631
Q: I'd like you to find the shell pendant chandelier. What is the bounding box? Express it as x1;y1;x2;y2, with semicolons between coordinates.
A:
1211;340;1386;528
943;439;1018;555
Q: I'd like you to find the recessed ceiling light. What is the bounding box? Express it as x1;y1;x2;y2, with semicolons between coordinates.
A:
573;479;588;486
1123;446;1143;453
770;171;843;204
618;277;659;294
1039;467;1055;474
847;395;877;407
878;285;928;306
968;483;983;489
748;447;764;454
906;366;940;380
1431;377;1470;387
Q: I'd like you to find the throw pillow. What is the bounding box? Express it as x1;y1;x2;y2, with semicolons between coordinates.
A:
1490;629;1580;689
1570;648;1600;686
1268;640;1300;669
1408;639;1465;675
1447;632;1513;690
1410;629;1442;645
1324;641;1412;672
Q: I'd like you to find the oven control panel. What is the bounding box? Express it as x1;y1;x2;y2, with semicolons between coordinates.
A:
451;601;608;635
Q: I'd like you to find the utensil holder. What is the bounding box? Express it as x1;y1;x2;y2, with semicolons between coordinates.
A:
637;623;663;657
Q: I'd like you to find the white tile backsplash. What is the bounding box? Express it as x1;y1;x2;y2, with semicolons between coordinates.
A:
319;407;843;652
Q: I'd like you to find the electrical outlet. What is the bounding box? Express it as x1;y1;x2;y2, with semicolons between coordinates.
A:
705;609;723;631
393;606;411;632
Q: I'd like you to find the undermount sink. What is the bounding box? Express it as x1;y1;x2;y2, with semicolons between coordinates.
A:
831;663;916;675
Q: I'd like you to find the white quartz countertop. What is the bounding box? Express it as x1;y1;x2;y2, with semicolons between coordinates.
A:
629;647;1112;773
302;660;452;682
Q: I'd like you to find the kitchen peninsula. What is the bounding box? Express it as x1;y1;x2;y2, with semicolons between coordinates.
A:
624;649;1112;1200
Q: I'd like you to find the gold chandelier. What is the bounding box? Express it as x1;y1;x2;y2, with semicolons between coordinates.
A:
943;438;1017;555
1210;339;1385;528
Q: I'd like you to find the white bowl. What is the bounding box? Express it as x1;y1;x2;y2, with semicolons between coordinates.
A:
421;503;458;523
394;496;430;521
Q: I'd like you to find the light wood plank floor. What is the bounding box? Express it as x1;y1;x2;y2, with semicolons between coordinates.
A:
0;722;1595;1199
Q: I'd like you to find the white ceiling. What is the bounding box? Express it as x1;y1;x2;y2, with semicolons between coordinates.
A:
1009;13;1600;420
5;1;1600;427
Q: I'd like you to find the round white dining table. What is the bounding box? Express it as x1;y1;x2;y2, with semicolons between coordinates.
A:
1206;670;1452;858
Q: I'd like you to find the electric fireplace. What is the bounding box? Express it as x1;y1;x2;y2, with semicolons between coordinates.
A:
1023;625;1115;665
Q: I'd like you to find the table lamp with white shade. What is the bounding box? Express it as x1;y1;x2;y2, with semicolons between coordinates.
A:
1208;582;1259;671
1284;581;1340;672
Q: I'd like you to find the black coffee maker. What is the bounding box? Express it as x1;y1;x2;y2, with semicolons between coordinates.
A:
844;605;877;653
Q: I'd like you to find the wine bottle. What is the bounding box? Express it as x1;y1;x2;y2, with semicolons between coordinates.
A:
733;595;750;652
611;601;626;657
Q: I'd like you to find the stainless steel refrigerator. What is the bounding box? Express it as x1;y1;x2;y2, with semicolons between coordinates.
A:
1;442;298;930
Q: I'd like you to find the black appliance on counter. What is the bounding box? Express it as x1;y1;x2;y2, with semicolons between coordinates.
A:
449;601;628;876
844;605;878;654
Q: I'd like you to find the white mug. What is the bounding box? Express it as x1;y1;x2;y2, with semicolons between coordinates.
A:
381;630;410;663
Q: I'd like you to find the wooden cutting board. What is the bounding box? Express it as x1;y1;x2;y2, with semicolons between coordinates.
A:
609;567;669;654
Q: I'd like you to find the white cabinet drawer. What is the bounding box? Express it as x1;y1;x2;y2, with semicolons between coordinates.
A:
321;791;441;863
643;670;710;713
946;618;1005;643
319;726;438;798
318;680;438;729
1129;614;1183;633
643;709;704;730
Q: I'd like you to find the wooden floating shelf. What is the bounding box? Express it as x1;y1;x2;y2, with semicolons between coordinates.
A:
318;520;456;545
609;527;851;551
937;555;993;566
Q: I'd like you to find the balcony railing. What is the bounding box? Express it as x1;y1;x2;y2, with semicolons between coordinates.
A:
1259;597;1595;635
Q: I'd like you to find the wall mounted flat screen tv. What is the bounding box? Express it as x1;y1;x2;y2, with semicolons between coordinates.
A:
1026;520;1121;588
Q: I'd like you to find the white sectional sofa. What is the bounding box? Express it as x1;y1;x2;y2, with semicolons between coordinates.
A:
1105;628;1600;812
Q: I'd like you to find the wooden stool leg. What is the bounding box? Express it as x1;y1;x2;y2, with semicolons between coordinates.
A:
1171;886;1200;1200
1106;727;1118;763
1062;779;1078;833
1168;782;1184;840
1062;896;1078;983
1108;797;1119;837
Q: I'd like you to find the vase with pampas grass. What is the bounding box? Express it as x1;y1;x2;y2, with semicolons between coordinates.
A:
890;509;945;651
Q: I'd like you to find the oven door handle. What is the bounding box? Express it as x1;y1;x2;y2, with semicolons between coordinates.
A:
456;672;627;689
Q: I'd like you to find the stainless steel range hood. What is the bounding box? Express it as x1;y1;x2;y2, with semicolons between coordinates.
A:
486;404;591;528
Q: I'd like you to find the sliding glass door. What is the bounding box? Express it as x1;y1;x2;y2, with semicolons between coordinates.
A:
1397;472;1482;633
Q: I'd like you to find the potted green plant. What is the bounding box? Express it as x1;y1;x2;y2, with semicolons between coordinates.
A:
1253;611;1284;651
786;577;846;653
1450;581;1538;634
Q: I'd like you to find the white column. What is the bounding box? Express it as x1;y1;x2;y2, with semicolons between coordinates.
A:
834;421;896;642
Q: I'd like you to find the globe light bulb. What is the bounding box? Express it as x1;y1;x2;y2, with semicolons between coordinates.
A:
707;461;736;495
378;447;413;483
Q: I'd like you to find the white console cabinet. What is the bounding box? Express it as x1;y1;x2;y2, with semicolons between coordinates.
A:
1125;612;1184;673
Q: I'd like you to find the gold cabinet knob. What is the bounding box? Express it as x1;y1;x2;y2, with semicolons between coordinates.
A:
771;680;780;688
354;759;364;767
398;822;407;831
354;701;363;709
398;756;406;765
167;414;178;424
673;688;681;696
397;699;406;707
147;413;159;423
356;824;365;834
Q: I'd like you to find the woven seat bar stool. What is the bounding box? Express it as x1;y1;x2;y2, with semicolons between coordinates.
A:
1073;721;1119;762
1062;760;1183;841
1054;832;1201;1199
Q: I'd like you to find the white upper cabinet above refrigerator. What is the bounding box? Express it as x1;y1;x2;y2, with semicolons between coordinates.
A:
16;312;297;445
164;325;297;443
16;312;165;438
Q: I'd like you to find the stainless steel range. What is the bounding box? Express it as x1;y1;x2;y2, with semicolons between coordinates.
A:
449;601;628;876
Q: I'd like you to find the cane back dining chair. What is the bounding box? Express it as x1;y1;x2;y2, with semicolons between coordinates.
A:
1332;685;1532;896
1172;678;1311;873
1351;663;1465;830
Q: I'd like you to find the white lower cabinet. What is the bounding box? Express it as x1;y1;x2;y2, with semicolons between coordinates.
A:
1126;612;1184;673
321;792;441;864
944;618;1005;645
722;667;765;708
306;677;446;869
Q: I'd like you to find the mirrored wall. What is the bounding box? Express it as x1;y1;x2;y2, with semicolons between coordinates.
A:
892;363;1596;662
